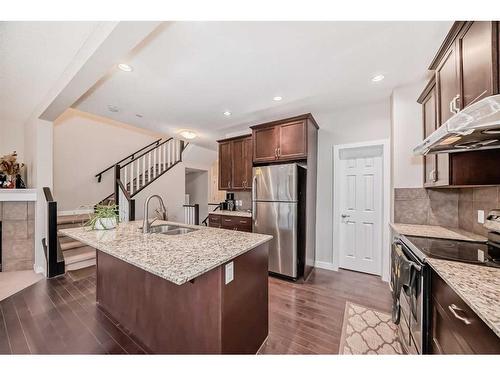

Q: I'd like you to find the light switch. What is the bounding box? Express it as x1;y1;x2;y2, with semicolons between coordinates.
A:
478;210;485;224
225;262;234;284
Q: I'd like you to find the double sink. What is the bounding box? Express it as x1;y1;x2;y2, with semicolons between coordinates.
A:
143;224;199;236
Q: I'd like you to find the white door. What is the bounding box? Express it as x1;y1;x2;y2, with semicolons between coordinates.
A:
338;148;382;275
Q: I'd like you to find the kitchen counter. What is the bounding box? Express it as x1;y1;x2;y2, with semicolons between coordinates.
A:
60;220;272;354
427;258;500;338
60;220;271;285
209;210;252;218
390;223;487;242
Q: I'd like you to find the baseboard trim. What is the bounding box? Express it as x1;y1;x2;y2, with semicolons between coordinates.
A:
314;261;337;271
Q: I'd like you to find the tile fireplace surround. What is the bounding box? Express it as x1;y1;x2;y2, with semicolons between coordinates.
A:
394;187;500;237
0;201;35;271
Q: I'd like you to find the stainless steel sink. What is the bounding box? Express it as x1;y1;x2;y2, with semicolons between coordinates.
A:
141;224;199;235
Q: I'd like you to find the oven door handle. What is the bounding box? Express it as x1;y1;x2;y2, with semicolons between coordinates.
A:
394;239;422;271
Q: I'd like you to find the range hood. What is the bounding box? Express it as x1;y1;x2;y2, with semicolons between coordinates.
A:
414;94;500;155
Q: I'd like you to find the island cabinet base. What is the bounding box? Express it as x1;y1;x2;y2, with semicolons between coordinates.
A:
95;243;269;354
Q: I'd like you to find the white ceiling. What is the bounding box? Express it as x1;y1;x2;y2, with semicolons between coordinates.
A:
75;21;452;149
0;21;100;125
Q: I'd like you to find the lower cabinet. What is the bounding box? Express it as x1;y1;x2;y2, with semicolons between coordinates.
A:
208;214;252;233
431;271;500;354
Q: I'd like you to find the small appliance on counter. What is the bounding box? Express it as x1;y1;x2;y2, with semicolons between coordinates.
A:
225;192;236;211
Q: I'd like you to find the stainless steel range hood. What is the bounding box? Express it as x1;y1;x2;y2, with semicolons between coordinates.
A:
414;94;500;155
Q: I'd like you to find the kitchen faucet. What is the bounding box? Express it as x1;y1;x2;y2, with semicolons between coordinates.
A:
143;195;167;234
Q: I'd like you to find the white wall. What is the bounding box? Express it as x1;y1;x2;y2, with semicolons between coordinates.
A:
315;99;391;265
53;109;162;211
133;163;186;222
0;119;25;161
391;81;425;188
185;170;209;221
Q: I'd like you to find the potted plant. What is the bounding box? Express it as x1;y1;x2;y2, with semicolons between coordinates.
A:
0;151;25;189
85;203;119;230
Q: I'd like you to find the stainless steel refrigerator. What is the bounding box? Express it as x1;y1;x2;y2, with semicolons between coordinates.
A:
252;163;306;279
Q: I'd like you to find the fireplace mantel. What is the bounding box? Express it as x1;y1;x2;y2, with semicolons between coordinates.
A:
0;189;37;202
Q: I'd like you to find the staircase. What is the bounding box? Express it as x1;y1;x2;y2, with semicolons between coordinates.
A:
53;137;187;272
57;214;95;271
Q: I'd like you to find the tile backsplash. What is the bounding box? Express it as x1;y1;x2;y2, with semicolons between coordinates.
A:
394;187;500;236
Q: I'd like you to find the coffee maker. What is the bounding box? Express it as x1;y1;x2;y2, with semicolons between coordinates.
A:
225;192;236;211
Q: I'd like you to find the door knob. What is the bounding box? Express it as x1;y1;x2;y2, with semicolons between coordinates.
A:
341;214;350;218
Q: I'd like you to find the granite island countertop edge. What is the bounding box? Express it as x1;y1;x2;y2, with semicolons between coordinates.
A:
59;221;272;286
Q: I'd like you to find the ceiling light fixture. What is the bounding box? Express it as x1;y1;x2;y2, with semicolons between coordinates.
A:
179;130;198;140
371;74;385;82
118;63;133;72
273;96;283;101
107;105;119;113
135;114;143;118
223;111;232;117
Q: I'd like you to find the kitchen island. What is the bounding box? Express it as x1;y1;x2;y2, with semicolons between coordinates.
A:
60;221;272;354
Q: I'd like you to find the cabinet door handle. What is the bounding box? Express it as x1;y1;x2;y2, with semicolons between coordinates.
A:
449;98;454;115
278;147;281;158
274;148;278;159
450;95;460;114
448;304;471;325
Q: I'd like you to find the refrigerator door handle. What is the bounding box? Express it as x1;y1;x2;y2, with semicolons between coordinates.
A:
252;175;258;224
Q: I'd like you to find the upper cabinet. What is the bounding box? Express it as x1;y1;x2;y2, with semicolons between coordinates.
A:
430;21;499;126
217;135;253;191
251;114;317;164
418;21;500;187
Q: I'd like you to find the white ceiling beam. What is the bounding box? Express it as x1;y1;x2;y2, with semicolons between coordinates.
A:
40;21;163;121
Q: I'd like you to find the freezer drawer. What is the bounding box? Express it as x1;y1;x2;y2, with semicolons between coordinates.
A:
253;201;297;278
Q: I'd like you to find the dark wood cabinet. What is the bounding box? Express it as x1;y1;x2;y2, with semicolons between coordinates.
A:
458;21;498;109
217;135;252;191
251;114;317;164
208;214;252;232
430;22;499;123
218;141;232;190
418;21;500;188
431;271;500;354
253;126;279;163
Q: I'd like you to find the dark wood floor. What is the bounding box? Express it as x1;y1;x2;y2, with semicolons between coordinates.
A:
0;267;391;354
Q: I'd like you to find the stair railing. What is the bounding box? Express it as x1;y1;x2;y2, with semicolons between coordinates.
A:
114;138;187;222
95;138;163;183
42;187;65;278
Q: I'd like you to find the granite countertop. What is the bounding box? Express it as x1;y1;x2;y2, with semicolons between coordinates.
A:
427;258;500;338
390;223;487;242
209;210;252;218
59;221;272;285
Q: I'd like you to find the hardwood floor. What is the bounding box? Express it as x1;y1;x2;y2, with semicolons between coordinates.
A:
0;267;391;354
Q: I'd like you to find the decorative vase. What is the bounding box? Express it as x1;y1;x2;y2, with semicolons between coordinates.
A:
94;217;117;230
5;175;15;189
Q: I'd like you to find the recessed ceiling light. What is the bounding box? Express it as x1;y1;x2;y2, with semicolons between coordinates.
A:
273;96;283;101
117;63;133;72
107;105;119;113
135;114;143;118
371;74;385;82
178;130;197;140
223;111;232;117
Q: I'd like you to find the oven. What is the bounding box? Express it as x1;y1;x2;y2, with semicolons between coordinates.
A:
391;238;429;354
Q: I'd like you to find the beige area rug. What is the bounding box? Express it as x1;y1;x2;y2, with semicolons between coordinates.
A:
0;270;44;301
339;302;402;354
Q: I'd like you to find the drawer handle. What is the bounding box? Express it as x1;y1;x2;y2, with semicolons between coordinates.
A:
239;220;248;224
224;219;232;222
448;304;471;325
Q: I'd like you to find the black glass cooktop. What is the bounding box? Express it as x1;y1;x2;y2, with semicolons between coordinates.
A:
403;235;500;268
